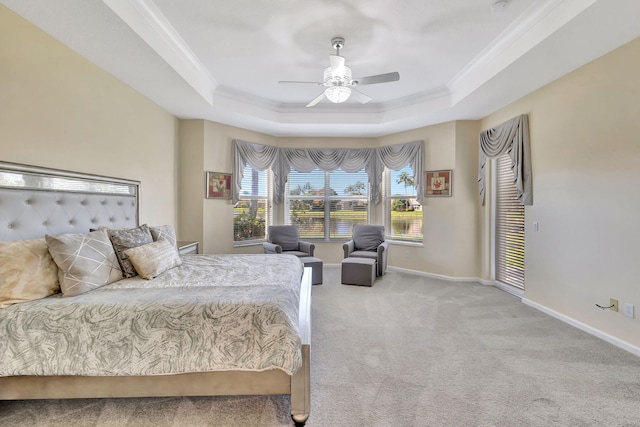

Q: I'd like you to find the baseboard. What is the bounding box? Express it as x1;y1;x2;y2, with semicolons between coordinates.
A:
386;266;481;283
523;298;640;357
327;263;483;283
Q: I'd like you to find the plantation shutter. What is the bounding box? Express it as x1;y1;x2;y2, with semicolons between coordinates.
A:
495;154;525;289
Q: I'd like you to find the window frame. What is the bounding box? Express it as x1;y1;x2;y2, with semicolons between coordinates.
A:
285;169;370;241
384;167;423;244
233;166;272;246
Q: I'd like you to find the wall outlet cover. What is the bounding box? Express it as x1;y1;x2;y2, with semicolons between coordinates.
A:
623;303;634;318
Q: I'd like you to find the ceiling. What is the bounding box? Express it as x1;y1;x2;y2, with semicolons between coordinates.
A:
3;0;640;137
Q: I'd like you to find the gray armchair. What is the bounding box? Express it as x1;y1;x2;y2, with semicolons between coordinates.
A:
343;224;389;276
263;225;315;257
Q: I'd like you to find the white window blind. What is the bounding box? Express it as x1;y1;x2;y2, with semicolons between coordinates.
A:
234;166;271;243
495;154;525;289
385;166;423;242
286;169;369;240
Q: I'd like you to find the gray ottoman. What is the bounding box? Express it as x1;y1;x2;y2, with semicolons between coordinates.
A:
341;257;376;287
299;256;323;285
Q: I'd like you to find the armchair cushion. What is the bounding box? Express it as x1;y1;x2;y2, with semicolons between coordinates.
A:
353;225;385;252
268;226;299;251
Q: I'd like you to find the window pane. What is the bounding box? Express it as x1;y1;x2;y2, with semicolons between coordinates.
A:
239;167;268;197
386;166;422;241
329;169;368;239
287;170;325;239
329;199;368;239
234;166;269;242
331;169;369;197
234;200;267;241
287;169;369;240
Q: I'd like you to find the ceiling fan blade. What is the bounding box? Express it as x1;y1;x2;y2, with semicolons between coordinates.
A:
353;72;400;86
329;54;345;76
279;80;323;85
350;88;372;104
306;92;326;108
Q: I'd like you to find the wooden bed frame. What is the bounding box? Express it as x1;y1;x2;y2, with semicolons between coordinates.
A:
0;162;311;426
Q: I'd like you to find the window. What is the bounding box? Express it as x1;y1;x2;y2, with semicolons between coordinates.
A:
286;169;369;240
494;154;525;289
385;166;422;242
234;166;271;244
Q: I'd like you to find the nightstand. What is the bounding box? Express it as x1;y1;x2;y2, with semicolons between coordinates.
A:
177;241;199;256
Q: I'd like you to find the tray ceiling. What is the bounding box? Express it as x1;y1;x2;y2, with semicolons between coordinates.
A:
3;0;640;136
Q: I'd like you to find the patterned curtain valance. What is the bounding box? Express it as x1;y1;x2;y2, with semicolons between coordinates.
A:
478;114;532;206
233;140;424;205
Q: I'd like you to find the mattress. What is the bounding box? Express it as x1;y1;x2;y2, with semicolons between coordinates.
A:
0;254;304;377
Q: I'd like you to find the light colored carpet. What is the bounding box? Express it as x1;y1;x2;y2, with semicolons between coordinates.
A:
1;267;639;427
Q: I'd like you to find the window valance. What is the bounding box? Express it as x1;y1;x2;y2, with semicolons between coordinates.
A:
478;114;532;206
233;140;424;205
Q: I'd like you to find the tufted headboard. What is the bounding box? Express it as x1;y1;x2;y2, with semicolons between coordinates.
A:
0;161;139;241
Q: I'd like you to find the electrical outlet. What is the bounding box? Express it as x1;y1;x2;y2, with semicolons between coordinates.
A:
610;298;619;312
623;303;634;319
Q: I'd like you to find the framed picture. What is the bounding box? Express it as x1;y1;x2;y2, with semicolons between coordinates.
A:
425;170;452;197
205;171;232;199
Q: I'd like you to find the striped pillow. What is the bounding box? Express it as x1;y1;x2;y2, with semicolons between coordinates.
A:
124;238;182;279
46;230;123;297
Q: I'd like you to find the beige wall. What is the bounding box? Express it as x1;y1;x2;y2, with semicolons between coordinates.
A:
378;121;481;278
481;37;640;346
200;121;276;254
0;6;178;227
182;120;482;279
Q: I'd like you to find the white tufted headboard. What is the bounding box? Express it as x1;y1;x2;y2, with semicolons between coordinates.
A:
0;162;139;241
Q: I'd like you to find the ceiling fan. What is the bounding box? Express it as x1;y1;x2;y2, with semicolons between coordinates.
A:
279;37;400;107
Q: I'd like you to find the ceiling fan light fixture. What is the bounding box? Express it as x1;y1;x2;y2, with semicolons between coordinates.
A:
325;86;351;103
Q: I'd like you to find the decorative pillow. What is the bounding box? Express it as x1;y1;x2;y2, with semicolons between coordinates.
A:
124;238;182;280
353;225;385;251
106;224;153;278
269;226;299;251
46;230;123;297
149;224;177;248
0;238;60;308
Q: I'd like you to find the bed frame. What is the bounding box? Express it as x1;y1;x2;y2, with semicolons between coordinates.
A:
0;162;311;426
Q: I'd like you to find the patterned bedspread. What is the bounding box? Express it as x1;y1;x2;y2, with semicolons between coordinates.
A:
0;254;304;376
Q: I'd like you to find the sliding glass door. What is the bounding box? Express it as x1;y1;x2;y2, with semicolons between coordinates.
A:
494;154;525;290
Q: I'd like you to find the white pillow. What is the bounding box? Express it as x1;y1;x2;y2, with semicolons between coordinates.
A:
124;238;182;280
0;238;60;308
46;229;123;297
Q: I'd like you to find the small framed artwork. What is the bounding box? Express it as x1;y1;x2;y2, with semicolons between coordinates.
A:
425;170;452;197
205;171;232;199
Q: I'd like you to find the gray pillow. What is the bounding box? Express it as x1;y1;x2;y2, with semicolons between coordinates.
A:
353;225;385;251
149;224;177;249
107;224;154;278
269;226;299;251
46;230;123;297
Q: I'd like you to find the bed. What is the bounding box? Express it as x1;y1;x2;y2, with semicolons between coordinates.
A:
0;162;311;426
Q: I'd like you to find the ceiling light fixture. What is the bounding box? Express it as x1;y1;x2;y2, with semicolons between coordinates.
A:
324;37;351;104
323;61;352;103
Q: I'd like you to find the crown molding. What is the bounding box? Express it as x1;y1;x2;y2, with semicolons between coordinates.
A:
447;0;598;105
102;0;217;105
